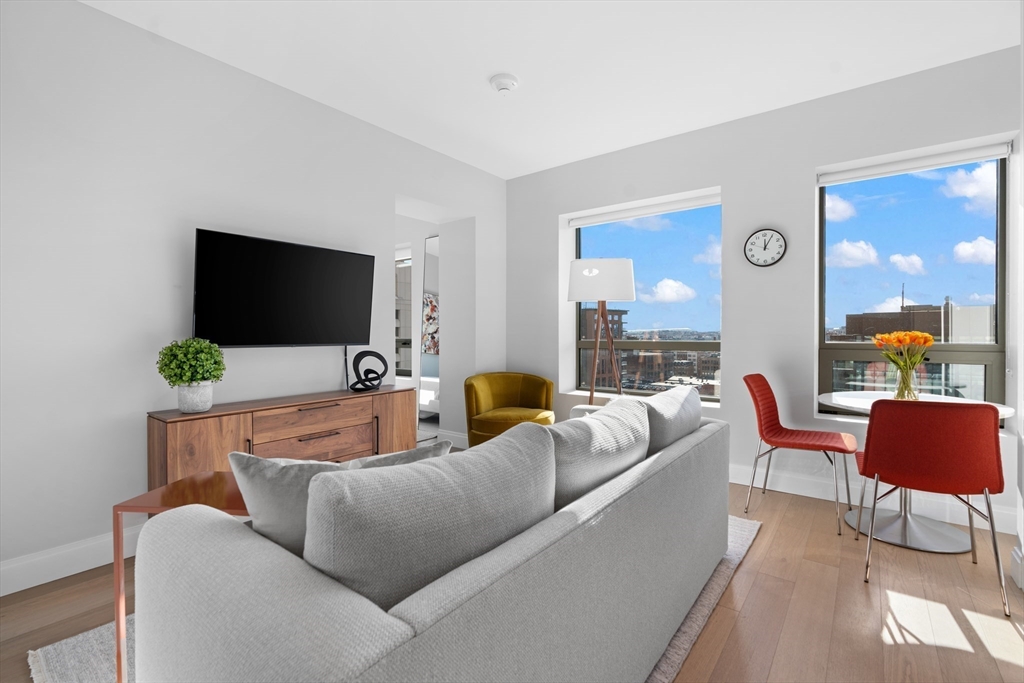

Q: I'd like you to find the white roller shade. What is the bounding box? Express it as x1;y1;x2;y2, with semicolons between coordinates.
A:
818;141;1011;186
568;192;721;229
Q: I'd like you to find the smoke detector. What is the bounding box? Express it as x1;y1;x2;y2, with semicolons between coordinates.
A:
489;73;519;96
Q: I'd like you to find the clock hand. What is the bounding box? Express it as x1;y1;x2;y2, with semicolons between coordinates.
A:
763;239;768;251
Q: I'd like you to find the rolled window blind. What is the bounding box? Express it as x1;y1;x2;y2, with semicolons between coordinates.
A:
568;192;720;229
817;141;1011;186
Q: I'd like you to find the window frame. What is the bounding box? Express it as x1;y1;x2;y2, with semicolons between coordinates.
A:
574;204;722;400
817;157;1007;404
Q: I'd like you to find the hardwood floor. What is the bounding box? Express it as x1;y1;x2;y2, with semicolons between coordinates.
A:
0;485;1021;683
680;484;1024;683
0;558;134;683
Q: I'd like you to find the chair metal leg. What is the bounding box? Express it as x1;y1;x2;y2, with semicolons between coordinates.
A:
865;474;880;582
761;452;773;495
983;489;1010;617
855;475;867;541
744;439;763;514
841;452;853;512
826;452;842;536
968;494;977;564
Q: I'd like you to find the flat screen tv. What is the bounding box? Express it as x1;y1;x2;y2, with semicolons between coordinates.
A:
192;229;374;347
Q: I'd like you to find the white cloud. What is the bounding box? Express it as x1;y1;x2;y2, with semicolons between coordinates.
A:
889;253;926;276
622;215;671;231
910;169;944;180
968;293;996;305
637;278;697;304
941;162;997;214
824;194;857;222
693;237;721;265
825;239;879;268
953;236;996;265
869;296;917;313
711;294;722;306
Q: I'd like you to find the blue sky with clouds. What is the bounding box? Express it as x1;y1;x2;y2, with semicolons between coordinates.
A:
579;204;722;332
824;160;998;329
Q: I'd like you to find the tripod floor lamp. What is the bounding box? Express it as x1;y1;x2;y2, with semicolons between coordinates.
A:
568;258;636;405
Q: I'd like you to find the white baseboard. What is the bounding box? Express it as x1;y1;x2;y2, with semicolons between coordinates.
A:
1012;546;1024;592
0;522;146;597
729;463;1019;534
438;429;469;450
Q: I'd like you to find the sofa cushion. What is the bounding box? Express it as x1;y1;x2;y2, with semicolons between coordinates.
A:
640;386;703;455
471;407;555;434
229;440;451;556
303;422;555;611
546;398;650;509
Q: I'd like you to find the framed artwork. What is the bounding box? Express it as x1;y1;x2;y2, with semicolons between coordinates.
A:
421;292;439;354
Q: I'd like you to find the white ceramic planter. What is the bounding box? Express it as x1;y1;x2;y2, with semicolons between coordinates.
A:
177;381;214;413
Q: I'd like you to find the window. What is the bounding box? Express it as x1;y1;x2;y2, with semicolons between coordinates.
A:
576;200;722;399
818;153;1007;404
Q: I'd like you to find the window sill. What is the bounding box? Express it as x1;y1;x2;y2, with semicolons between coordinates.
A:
560;389;720;411
813;412;868;426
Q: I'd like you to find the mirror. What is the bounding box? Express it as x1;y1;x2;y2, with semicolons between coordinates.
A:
418;236;440;437
394;249;413;377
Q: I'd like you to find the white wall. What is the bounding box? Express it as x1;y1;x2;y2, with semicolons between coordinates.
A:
1012;0;1024;589
0;0;505;594
507;48;1022;532
438;218;477;445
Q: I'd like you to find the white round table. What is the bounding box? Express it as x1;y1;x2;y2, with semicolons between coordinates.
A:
818;391;1014;554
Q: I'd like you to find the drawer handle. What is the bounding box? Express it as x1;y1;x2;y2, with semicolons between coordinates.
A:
298;403;341;412
298;431;340;442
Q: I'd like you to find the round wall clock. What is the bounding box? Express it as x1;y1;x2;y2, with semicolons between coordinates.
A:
744;229;787;267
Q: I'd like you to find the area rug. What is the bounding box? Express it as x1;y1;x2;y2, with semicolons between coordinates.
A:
646;514;761;683
28;515;759;683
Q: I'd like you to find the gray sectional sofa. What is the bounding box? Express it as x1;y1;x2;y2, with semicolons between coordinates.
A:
134;386;730;682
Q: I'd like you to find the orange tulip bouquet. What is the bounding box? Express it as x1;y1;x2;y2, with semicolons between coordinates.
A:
872;331;934;400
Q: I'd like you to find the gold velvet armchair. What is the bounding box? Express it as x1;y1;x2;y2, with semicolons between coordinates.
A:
464;372;555;447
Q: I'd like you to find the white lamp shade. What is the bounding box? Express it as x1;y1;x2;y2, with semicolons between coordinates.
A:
567;258;636;302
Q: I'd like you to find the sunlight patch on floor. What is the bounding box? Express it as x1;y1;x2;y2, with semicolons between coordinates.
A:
882;591;973;651
962;609;1024;667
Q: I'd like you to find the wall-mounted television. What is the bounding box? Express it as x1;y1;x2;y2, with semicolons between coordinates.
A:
192;229;374;347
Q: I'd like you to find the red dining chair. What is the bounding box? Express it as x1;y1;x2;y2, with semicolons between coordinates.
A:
856;399;1009;616
743;374;857;534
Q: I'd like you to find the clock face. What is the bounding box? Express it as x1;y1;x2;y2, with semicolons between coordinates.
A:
745;229;786;267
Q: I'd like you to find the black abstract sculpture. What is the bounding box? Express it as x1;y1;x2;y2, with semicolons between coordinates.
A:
349;350;388;392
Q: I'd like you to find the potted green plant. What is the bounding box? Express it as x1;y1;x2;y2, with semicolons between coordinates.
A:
156;337;226;413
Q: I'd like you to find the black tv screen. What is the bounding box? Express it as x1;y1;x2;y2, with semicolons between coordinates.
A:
192;229;374;347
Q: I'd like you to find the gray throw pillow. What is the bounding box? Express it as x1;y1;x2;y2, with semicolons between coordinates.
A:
303;422;555;611
547;398;650;510
640;386;702;455
229;440;452;556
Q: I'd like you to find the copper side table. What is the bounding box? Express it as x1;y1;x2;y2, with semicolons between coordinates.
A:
113;471;247;683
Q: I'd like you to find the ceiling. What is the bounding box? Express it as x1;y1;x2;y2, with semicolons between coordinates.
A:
81;1;1021;180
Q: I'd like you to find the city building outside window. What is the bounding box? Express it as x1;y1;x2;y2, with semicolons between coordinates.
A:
576;201;722;399
818;153;1007;404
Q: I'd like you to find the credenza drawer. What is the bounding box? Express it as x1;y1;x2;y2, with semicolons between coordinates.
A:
252;423;374;462
252;397;372;444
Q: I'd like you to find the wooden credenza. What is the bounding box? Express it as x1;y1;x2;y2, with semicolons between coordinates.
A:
147;386;417;490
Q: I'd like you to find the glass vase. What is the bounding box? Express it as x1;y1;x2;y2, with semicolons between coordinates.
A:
893;366;919;401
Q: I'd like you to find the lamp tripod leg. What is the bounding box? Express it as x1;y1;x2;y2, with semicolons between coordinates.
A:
602;305;621;394
589;301;602;405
